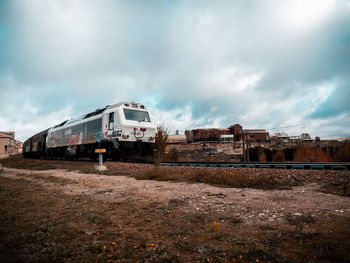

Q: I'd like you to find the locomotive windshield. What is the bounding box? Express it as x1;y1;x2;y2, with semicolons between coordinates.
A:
123;108;150;122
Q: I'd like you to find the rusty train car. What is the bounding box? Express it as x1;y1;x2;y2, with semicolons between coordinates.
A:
23;102;157;161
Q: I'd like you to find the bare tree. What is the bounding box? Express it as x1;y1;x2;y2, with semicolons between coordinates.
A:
154;126;168;166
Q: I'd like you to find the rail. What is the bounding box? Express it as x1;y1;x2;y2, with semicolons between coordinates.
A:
160;161;350;170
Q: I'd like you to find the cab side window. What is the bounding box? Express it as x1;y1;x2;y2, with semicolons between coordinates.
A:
109;112;114;130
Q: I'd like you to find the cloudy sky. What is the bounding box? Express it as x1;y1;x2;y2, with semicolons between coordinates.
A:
1;0;350;141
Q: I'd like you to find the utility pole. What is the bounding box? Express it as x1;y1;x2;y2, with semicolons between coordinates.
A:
243;132;246;161
247;133;249;162
243;131;249;162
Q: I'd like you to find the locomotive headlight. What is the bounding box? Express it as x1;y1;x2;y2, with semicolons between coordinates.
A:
122;134;129;139
149;136;154;141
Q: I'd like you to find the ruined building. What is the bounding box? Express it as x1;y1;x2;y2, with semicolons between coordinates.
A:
0;131;22;158
185;124;269;144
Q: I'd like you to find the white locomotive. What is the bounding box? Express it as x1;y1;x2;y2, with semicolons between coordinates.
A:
23;102;157;161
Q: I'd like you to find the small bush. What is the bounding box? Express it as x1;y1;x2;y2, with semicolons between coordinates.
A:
154;126;168;166
319;178;350;197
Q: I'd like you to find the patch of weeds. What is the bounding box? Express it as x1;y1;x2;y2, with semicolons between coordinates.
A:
284;213;316;231
174;238;197;253
151;246;180;262
313;240;345;261
259;224;277;231
136;167;302;190
219;215;243;226
0;155;55;170
168;198;187;208
196;241;287;263
319;178;350;197
135;169;168;181
281;229;322;243
23;174;77;185
186;213;209;224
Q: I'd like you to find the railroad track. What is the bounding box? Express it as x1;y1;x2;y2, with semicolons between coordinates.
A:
160;161;350;170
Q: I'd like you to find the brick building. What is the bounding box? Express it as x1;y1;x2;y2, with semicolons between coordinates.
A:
185;128;230;143
185;125;269;143
243;129;270;142
0;132;18;158
228;124;243;141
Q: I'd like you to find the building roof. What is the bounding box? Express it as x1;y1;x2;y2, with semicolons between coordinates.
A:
0;133;13;139
168;134;187;143
0;131;15;139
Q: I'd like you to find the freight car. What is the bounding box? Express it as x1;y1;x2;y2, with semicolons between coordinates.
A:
22;129;49;158
23;102;157;161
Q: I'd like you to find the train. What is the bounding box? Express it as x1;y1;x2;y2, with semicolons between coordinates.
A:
23;102;157;161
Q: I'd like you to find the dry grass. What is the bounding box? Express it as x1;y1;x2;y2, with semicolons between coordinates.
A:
319;178;350;197
284;212;317;231
0;169;350;262
135;167;300;190
0;154;56;170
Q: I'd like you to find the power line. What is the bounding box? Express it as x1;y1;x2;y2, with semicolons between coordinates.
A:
266;119;350;131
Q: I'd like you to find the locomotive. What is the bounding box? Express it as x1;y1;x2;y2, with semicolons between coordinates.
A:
23;102;157;161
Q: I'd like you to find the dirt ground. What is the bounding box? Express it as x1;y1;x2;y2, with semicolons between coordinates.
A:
0;156;349;262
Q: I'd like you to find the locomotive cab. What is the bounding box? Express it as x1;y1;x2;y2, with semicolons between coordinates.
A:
102;102;157;160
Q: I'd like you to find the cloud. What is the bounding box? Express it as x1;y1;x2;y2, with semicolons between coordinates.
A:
0;0;350;140
309;81;350;118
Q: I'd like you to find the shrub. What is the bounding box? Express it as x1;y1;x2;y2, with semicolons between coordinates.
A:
154;126;168;166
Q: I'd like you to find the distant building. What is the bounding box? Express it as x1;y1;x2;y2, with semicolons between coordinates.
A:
270;132;290;143
271;132;313;143
243;129;269;142
185;125;270;143
228;124;243;141
0;133;17;158
273;132;289;138
185;128;229;143
220;134;234;144
167;134;187;144
0;131;22;158
0;131;15;140
300;133;312;141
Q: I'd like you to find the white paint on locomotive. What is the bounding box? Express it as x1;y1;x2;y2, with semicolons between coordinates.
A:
41;102;157;159
46;102;156;147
